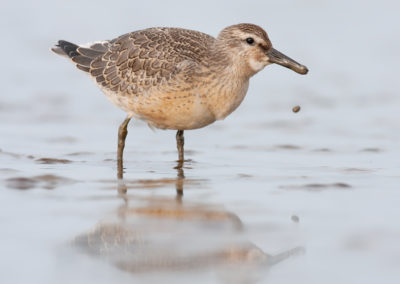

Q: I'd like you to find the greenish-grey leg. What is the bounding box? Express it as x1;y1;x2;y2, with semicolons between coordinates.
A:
175;130;185;198
176;130;184;163
117;116;132;179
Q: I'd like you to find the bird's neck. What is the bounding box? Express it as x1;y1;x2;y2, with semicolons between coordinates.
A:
209;42;255;80
201;41;251;120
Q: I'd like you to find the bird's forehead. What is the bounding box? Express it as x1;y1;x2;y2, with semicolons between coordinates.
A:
234;24;269;41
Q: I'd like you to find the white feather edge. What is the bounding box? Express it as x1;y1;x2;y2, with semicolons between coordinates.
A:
50;40;109;57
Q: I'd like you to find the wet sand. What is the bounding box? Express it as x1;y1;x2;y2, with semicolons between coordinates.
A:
1;0;400;283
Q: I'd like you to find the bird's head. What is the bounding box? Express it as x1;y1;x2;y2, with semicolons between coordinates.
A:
217;23;308;76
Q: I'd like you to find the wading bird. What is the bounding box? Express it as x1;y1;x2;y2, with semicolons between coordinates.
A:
52;23;308;178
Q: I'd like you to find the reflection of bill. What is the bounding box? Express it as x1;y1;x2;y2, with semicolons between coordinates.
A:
74;164;304;280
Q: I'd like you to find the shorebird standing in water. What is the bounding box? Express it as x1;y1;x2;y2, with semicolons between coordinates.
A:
52;23;308;178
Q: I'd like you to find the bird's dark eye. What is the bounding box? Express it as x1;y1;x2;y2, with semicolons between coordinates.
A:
246;37;255;45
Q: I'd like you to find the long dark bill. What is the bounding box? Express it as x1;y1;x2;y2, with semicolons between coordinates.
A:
267;48;308;75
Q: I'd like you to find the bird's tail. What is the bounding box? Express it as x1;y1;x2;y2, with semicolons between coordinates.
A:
51;40;108;72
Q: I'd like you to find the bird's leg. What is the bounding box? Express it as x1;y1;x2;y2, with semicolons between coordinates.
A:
175;130;185;199
176;130;184;163
117;116;132;179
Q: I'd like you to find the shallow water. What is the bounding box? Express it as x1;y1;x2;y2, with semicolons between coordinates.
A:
1;0;400;283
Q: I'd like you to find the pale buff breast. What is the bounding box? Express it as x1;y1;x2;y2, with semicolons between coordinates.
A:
124;89;216;130
208;79;250;120
103;77;250;130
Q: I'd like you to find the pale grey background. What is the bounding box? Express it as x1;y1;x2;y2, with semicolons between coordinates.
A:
0;0;399;283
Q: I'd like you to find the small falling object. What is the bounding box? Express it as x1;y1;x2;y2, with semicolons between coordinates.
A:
292;105;301;113
291;215;300;223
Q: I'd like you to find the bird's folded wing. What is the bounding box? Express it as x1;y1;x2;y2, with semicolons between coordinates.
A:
88;28;213;95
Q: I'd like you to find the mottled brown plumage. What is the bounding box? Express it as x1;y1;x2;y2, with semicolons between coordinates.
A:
52;23;308;176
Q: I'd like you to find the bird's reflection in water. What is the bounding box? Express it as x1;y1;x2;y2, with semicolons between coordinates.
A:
174;159;184;199
74;161;303;282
